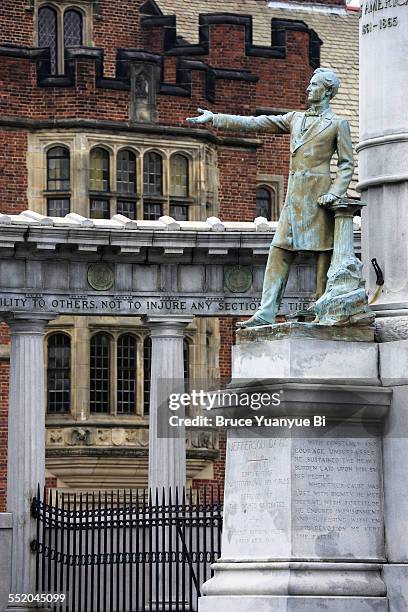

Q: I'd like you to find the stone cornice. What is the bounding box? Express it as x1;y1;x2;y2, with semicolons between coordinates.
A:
0;117;262;149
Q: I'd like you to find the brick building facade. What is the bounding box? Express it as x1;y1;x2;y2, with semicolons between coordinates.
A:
0;0;357;509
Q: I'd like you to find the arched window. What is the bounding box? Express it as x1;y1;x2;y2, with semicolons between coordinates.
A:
143;153;162;219
143;336;152;415
89;148;110;219
117;334;137;414
64;9;83;48
117;149;137;219
256;187;272;220
143;152;162;196
46;146;70;216
47;146;70;191
170;154;189;220
47;333;71;413
117;150;136;194
90;333;110;413
38;6;58;74
170;155;188;198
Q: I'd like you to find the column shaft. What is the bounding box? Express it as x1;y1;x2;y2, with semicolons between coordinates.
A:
145;316;193;492
6;314;54;597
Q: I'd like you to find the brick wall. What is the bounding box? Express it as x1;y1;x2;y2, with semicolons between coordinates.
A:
0;0;316;502
0;1;34;47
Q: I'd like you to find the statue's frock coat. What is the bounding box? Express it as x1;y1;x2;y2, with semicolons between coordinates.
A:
213;109;354;252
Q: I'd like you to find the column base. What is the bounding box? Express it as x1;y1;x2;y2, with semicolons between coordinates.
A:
198;595;388;612
201;562;386;597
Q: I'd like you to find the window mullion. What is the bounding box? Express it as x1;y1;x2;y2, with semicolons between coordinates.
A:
58;10;64;75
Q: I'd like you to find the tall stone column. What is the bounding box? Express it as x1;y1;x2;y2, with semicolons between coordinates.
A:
144;315;193;492
359;4;408;609
5;313;55;603
359;1;408;326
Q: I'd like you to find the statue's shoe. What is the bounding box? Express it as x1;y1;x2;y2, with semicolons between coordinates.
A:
236;315;272;329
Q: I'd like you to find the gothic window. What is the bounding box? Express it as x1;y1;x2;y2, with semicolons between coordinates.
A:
46;146;70;216
256;187;272;220
117;334;137;414
143;336;152;415
143;152;163;220
89;148;110;219
170;155;188;198
143;152;162;196
257;185;281;221
38;4;89;74
169;154;189;220
47;333;71;414
38;6;58;74
117;149;137;220
90;333;111;413
64;9;83;48
117;150;136;194
47;146;70;191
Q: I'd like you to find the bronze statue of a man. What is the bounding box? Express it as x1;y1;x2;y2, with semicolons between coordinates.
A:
187;68;354;328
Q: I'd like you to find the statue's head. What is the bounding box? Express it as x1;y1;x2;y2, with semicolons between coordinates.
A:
307;68;340;104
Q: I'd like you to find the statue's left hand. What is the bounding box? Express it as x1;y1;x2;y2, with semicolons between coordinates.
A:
318;193;338;207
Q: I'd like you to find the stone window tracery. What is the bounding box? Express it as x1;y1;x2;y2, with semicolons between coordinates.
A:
32;134;217;221
38;6;58;74
63;9;83;47
36;2;90;75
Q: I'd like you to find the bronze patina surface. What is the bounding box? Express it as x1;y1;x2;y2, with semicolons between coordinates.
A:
187;68;356;328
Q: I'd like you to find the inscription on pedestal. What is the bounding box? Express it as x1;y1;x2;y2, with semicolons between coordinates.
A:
222;429;384;561
222;433;292;558
293;437;383;559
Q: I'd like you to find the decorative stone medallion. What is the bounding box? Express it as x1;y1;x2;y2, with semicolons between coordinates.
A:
224;265;252;293
87;263;114;291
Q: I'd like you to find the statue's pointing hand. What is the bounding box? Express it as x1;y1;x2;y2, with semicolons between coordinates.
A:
186;108;214;124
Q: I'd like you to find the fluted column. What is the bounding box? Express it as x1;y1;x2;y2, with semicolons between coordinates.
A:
5;313;55;600
144;315;193;492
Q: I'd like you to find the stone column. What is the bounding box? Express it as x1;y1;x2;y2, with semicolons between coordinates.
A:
144;315;193;492
315;198;373;327
5;313;55;603
359;6;408;609
359;1;408;322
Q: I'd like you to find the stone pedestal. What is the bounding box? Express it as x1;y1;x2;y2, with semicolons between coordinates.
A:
199;329;390;611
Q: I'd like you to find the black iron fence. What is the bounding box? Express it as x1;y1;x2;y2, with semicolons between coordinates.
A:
31;486;223;612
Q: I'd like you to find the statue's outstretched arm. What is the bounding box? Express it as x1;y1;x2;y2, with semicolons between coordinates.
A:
187;108;293;134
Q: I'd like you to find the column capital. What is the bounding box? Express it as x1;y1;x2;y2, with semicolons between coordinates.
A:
3;312;57;334
143;314;194;338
